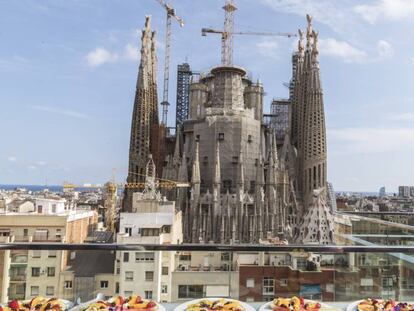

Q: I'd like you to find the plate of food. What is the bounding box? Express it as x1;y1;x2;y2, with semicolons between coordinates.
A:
79;295;165;311
259;296;331;311
346;299;414;311
174;298;255;311
1;297;73;311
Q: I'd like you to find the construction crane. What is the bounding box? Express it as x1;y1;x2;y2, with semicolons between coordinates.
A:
202;0;296;66
154;0;184;126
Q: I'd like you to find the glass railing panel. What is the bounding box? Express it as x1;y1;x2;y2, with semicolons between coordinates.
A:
2;245;414;308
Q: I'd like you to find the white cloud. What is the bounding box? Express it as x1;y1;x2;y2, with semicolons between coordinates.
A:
8;156;17;162
377;40;393;58
86;48;119;67
257;39;279;59
124;44;139;61
259;0;355;34
31;105;89;119
37;161;47;166
319;38;367;63
354;0;414;24
317;38;393;63
390;113;414;122
329;127;414;154
27;165;37;170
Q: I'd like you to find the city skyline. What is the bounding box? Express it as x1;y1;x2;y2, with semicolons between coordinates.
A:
1;0;414;191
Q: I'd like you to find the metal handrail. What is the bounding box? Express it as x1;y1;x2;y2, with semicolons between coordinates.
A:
1;243;414;253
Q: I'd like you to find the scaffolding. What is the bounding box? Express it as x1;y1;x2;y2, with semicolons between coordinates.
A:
175;63;192;129
268;98;291;143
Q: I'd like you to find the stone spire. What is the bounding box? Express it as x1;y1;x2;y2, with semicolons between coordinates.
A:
255;158;265;241
123;16;159;212
192;142;201;194
291;29;305;148
191;142;201;243
302;28;327;204
212;140;221;242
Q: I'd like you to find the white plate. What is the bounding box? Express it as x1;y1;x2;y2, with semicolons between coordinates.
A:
259;299;332;311
69;295;166;311
174;298;255;311
345;300;363;311
344;300;413;311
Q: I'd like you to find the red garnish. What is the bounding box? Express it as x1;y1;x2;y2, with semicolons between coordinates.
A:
8;300;20;310
136;296;143;304
146;301;156;309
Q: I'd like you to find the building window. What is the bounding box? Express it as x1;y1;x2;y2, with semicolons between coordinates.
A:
141;228;160;236
56;229;62;239
47;267;55;277
23;229;28;237
125;227;132;236
196;134;200;142
64;281;72;289
31;286;39;296
46;286;54;296
246;278;255;288
100;281;109;288
125;271;133;281
223;180;232;192
0;229;10;236
250;181;256;192
32;267;40;277
161;284;168;294
221;253;230;261
48;250;57;258
125;291;133;297
145;291;153;299
162;267;169;275
32;250;41;258
218;133;224;141
232;156;239;164
178;285;204;299
145;271;154;281
52;204;56;213
247;135;252;143
263;277;275;295
123;252;129;262
280;279;288;287
135;252;154;262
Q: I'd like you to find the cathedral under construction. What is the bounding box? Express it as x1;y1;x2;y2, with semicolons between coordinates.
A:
124;10;334;245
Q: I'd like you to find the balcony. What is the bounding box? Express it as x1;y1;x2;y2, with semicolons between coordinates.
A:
10;254;28;264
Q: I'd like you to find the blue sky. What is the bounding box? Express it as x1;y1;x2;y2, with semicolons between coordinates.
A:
1;0;414;192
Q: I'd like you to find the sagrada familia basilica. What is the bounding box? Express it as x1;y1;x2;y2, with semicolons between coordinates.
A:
123;12;335;245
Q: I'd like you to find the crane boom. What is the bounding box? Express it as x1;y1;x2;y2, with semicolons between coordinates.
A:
154;0;184;125
202;1;296;65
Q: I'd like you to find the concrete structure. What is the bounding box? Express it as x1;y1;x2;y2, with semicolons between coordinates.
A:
399;186;410;198
118;158;183;302
162;15;333;244
0;209;97;301
379;187;386;197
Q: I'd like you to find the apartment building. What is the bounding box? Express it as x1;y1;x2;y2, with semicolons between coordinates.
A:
117;191;183;303
0;201;97;301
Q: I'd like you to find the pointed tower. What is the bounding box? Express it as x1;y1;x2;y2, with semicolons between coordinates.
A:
302;29;327;203
191;142;201;243
123;16;159;212
291;28;305;148
211;140;221;242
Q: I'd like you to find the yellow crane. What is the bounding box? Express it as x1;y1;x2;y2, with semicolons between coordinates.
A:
154;0;184;125
202;0;296;66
